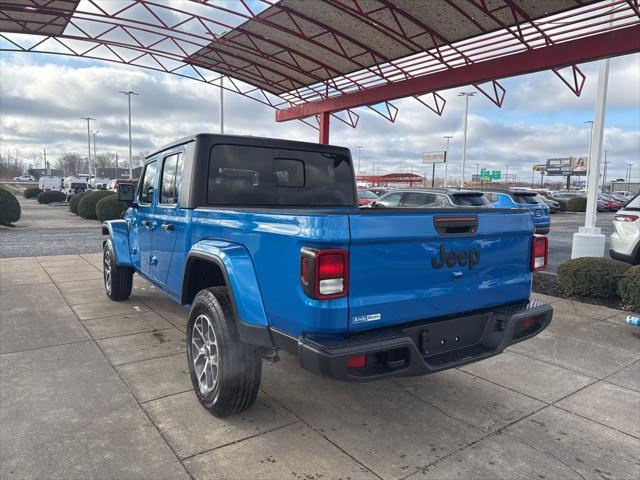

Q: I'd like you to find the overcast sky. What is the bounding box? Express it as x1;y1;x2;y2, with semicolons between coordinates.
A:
1;50;638;182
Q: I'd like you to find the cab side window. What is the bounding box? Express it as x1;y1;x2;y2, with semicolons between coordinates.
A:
139;160;158;204
160;153;183;205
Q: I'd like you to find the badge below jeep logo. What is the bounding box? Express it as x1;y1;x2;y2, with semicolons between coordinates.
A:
431;245;480;270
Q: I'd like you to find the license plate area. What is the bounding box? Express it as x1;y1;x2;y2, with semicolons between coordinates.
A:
402;313;492;367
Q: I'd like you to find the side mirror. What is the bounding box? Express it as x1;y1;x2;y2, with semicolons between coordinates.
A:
117;183;136;206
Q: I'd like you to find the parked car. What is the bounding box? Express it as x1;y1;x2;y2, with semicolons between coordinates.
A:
103;133;552;417
62;176;88;200
539;195;560;213
367;188;388;197
607;193;629;206
13;175;35;182
552;191;584;201
38;175;62;191
599;194;622;211
371;188;489;208
613;191;635;200
107;178;138;192
482;189;550;234
357;189;378;206
610;194;640;264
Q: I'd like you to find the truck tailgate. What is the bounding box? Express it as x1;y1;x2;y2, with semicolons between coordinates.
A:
347;209;534;331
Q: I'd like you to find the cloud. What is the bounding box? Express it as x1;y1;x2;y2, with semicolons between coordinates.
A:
1;51;638;181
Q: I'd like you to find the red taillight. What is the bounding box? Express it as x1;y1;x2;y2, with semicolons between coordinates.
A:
615;214;639;223
318;253;345;279
300;248;349;299
346;354;366;369
531;235;548;272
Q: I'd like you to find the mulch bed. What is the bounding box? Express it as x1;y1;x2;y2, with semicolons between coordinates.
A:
533;271;630;311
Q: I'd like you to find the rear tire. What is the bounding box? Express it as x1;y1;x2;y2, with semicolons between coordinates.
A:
187;286;262;417
103;239;133;301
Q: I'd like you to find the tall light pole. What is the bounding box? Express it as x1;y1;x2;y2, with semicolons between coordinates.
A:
119;90;139;179
601;149;608;191
356;146;363;173
443;135;453;187
91;130;99;180
585;120;594;193
219;76;224;134
458;92;475;187
626;162;633;191
81;117;95;178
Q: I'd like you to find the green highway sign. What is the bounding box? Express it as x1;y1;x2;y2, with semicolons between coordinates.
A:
491;170;501;180
480;168;491;180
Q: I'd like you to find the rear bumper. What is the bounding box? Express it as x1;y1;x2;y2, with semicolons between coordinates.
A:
272;300;552;382
535;226;550;234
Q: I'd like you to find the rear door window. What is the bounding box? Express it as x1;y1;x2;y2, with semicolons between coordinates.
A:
625;195;640;210
208;144;354;207
159;153;183;205
377;192;402;207
402;192;436;207
139;160;158;204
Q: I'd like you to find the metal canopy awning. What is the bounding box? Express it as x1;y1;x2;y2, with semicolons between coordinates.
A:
0;0;79;35
190;0;597;95
1;0;639;142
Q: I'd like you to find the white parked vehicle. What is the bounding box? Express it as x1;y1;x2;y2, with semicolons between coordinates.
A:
62;176;88;200
89;177;111;190
610;194;640;264
13;175;35;182
38;176;62;191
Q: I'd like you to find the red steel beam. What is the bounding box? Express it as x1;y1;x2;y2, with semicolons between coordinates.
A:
276;24;640;122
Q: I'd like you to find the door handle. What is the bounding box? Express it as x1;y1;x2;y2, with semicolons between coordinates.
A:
161;223;174;232
141;220;155;231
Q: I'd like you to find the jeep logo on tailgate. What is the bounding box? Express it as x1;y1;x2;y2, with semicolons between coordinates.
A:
431;245;480;270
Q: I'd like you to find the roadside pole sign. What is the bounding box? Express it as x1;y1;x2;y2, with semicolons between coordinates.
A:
490;170;501;180
480;168;491;180
422;151;447;163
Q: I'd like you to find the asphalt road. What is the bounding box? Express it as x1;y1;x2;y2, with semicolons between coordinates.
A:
546;211;615;272
0;227;103;258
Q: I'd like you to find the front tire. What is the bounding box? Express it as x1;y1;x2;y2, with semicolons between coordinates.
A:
187;287;262;417
103;239;133;301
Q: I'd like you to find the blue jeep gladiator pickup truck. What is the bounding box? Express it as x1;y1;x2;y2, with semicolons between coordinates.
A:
103;134;552;417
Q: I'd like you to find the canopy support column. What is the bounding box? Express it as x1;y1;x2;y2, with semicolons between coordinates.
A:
318;112;330;144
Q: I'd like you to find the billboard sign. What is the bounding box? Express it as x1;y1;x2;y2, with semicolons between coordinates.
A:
545;157;587;176
422;151;447;164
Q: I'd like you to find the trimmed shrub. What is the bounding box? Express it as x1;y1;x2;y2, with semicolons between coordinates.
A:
24;187;42;199
556;199;567;212
36;190;66;204
618;266;640;311
96;194;127;222
0;187;21;226
557;257;630;298
566;196;587;212
78;190;113;219
69;191;88;214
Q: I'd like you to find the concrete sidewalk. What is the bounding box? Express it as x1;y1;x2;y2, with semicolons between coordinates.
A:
1;254;638;480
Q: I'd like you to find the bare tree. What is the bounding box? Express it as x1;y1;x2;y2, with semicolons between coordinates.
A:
55;152;84;176
0;149;27;179
94;152;116;169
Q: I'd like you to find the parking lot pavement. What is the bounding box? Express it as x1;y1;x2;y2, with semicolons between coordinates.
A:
547;212;616;272
1;254;639;480
0;198;103;258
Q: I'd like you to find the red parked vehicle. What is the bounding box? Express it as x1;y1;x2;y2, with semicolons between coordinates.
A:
600;194;622;211
357;189;378;206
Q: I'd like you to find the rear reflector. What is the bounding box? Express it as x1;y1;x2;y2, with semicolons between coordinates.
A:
531;236;548;272
615;214;639;222
346;354;366;369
